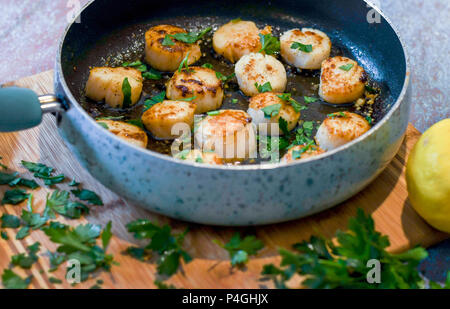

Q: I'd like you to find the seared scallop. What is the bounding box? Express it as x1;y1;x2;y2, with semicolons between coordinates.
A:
85;67;143;108
280;28;331;70
235;53;287;96
315;112;371;151
166;67;224;114
281;144;325;164
213;20;271;63
247;92;300;136
96;120;148;148
194;110;257;161
175;149;224;165
145;25;202;72
142;100;196;140
319;56;367;104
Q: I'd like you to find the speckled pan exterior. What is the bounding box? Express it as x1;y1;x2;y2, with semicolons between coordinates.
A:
54;0;411;226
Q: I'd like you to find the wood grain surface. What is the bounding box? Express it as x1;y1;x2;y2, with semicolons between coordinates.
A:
0;71;447;289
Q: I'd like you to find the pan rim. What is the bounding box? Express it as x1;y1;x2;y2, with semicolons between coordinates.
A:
56;0;410;172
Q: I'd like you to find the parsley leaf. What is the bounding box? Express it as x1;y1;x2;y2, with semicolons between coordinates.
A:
339;63;354;71
258;33;280;55
365;84;379;94
261;104;282;118
101;221;112;250
21;161;64;186
277;93;306;113
178;53;192;73
2;189;29;205
291;42;313;53
202;63;213;69
126;219;191;276
122;60;147;72
8;177;39;189
1;231;8;240
304;96;318;103
71;189;103;206
2;269;32;289
0;171;19;185
177;96;197;102
255;82;272;93
144;91;166;111
162;35;175;46
214;233;264;267
21;161;53;177
122;77;132;109
16;227;30;240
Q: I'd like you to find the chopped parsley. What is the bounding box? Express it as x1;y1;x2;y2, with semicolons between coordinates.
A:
304;96;318;103
278;117;290;136
43;221;115;282
122;60;147;72
144;91;166;111
69;179;80;187
2;269;32;289
1;214;21;228
0;171;19;185
142;68;162;80
277;93;306;113
202;63;213;69
365;115;374;125
262;209;433;289
291;42;313;53
21;161;64;186
2;189;29;205
11;242;40;269
177;96;197;102
207;110;221;116
258;33;280;55
365;84;378;94
255;82;273;93
126;219;192;276
122;77;132;109
178;52;192;73
216;72;235;83
1;230;8;240
261;104;282;118
292;142;314;160
339;63;354;71
231;99;238;104
71;189;103;206
328;112;347;119
163;27;212;46
214;233;264;267
16;226;30;240
44;190;89;219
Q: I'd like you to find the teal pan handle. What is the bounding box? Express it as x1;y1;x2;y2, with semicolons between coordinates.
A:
0;87;63;132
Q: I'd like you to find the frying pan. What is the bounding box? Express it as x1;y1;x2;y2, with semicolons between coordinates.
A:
0;0;411;226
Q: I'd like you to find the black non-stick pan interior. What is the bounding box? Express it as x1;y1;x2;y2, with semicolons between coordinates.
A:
60;0;406;135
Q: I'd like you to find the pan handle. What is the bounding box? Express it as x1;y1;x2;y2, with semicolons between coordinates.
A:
0;87;64;132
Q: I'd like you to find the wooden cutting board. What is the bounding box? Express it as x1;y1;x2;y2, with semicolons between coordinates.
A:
0;71;447;289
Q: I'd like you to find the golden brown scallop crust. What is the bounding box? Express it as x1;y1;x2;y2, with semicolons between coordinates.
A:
322;112;371;142
145;25;201;72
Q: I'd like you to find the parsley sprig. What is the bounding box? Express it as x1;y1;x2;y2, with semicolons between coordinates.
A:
162;27;212;46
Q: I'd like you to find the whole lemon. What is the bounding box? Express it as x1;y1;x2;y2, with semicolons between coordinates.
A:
406;119;450;233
